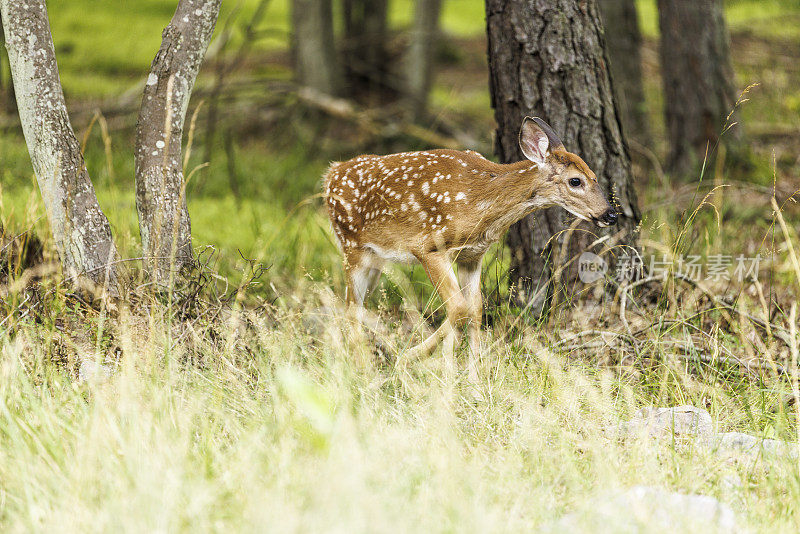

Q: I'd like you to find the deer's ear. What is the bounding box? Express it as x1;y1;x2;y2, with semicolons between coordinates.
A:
519;117;550;164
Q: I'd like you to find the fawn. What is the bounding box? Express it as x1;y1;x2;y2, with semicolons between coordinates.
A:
324;117;617;380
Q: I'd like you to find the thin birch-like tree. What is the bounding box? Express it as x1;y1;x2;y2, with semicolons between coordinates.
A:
1;0;119;288
135;0;222;285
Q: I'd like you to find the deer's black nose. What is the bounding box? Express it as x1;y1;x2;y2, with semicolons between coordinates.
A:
602;209;618;226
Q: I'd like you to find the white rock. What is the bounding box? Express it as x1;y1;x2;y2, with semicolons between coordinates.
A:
545;486;746;534
611;405;714;440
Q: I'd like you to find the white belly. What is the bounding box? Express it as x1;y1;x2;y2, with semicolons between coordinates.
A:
364;243;416;264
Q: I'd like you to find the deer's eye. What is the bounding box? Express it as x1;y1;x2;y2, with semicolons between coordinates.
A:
569;177;582;188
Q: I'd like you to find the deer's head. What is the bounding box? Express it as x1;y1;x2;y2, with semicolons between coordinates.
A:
518;117;617;227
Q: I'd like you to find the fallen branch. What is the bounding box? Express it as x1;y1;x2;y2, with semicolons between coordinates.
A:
295;86;464;149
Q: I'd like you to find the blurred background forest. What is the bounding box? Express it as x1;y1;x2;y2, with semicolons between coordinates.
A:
1;0;798;305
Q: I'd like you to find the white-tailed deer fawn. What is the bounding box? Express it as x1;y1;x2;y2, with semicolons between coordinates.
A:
324;117;617;380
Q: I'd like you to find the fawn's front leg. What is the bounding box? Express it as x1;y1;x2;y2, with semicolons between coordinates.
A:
401;251;471;375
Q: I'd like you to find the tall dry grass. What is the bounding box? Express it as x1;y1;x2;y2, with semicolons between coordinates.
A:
0;256;798;532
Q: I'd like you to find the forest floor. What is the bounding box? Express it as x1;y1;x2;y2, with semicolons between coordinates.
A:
1;1;800;531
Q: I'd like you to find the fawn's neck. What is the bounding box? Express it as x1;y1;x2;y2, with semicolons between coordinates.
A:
450;158;553;247
471;159;551;213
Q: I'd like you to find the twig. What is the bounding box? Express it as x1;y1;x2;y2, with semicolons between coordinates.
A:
617;275;658;334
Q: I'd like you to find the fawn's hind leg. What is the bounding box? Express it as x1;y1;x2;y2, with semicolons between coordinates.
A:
457;258;484;384
344;250;384;329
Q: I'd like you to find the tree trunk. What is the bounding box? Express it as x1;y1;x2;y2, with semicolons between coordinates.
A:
1;0;118;288
657;0;737;176
0;12;17;116
342;0;390;99
598;0;650;147
486;0;640;314
403;0;443;122
135;0;220;285
291;0;342;96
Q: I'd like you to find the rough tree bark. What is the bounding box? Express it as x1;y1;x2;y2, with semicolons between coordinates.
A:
135;0;221;285
1;0;119;287
657;0;737;176
291;0;342;96
486;0;640;313
342;0;390;98
403;0;443;122
598;0;650;147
